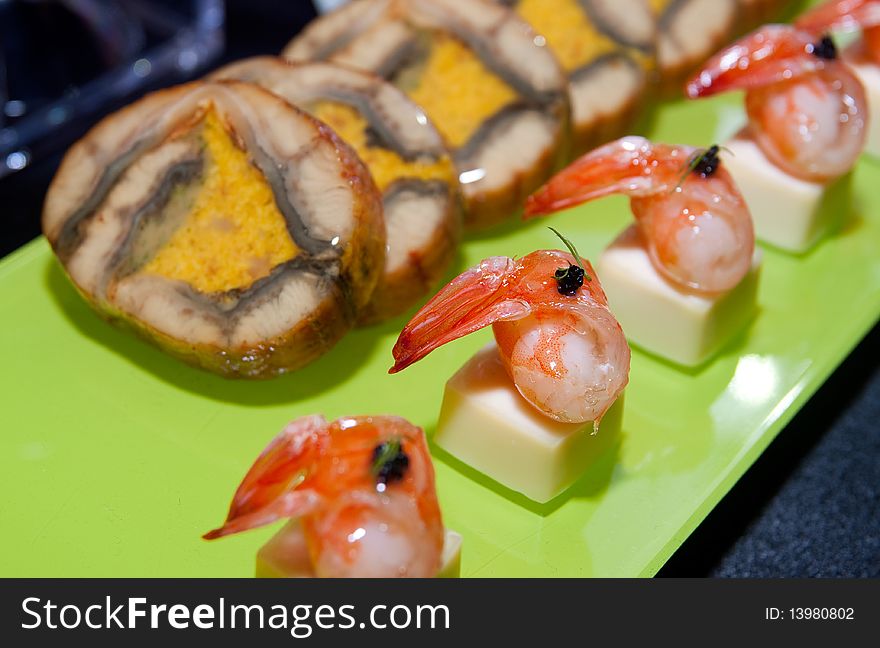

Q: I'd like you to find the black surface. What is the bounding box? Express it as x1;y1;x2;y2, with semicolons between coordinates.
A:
2;1;877;577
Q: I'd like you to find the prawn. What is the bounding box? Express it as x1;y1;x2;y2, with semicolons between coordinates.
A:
685;24;868;182
390;246;630;426
524;136;755;295
204;414;444;578
797;0;880;66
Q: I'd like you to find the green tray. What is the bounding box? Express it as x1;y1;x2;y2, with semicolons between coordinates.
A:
2;92;879;577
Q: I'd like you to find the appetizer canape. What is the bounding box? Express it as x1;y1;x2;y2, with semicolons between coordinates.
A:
283;0;569;230
43;81;383;377
686;25;868;253
797;0;880;158
211;57;461;324
499;0;655;155
205;415;461;578
391;239;630;502
526;136;760;367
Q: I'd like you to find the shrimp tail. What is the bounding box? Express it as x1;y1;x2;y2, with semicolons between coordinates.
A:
685;25;825;98
797;0;880;34
203;415;326;540
524;136;695;217
390;257;531;373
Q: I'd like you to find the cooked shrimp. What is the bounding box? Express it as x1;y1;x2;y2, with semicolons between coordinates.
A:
797;0;880;65
204;415;444;578
524;136;754;295
390;248;630;426
685;24;868;182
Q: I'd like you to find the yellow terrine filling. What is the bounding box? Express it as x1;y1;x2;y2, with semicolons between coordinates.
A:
142;109;298;294
311;100;454;191
400;32;517;149
516;0;622;72
648;0;669;14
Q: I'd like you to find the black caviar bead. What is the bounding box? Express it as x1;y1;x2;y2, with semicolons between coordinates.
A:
810;35;838;61
694;144;721;178
371;442;409;486
555;263;585;296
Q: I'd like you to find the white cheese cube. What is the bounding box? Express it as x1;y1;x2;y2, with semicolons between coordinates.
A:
846;54;880;159
598;226;761;367
256;520;462;578
255;519;311;578
435;343;624;504
723;135;851;253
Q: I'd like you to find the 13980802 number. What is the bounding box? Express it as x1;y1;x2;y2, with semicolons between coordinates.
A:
789;608;854;620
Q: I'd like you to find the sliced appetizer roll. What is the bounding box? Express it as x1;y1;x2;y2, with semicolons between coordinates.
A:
211;57;461;324
283;0;569;230
43;81;384;378
500;0;656;155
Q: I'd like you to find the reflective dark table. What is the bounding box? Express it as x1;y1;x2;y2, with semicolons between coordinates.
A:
2;0;877;577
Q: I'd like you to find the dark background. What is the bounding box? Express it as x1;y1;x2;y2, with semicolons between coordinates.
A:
1;1;877;577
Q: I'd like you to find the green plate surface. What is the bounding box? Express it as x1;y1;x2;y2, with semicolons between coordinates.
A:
2;92;879;577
